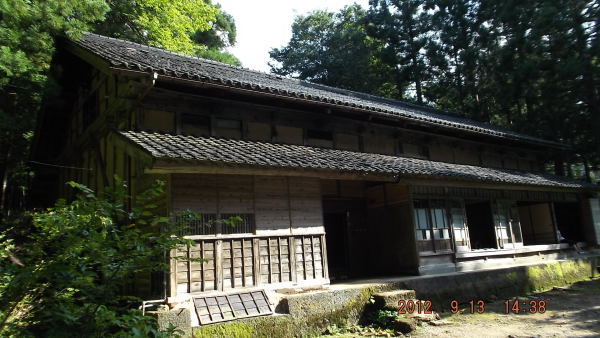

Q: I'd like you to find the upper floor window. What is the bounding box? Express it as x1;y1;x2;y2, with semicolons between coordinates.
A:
400;142;429;159
215;118;242;139
306;129;333;148
273;125;303;144
181;114;210;137
335;133;360;151
363;134;395;155
247;122;272;141
143;109;175;133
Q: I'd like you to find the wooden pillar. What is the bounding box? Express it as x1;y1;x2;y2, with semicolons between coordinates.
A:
169;248;177;297
215;239;223;291
289;236;297;283
253;238;261;286
321;234;329;279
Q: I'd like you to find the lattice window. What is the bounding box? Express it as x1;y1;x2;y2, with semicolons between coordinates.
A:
176;213;255;235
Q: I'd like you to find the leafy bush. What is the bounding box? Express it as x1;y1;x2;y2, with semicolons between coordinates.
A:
369;309;401;329
0;179;190;337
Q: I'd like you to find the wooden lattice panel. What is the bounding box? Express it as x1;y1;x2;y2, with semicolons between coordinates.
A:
193;290;273;325
295;235;324;280
174;234;327;296
222;239;255;289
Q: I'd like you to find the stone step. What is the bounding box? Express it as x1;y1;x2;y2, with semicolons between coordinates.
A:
371;290;417;309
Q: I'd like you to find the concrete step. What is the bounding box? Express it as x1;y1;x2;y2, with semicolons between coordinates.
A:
371;290;417;310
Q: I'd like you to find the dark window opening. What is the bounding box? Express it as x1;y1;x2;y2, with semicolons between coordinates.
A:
306;129;333;141
518;202;557;245
181;114;210;137
400;142;429;159
215;118;242;139
554;202;585;243
465;200;497;249
306;129;334;148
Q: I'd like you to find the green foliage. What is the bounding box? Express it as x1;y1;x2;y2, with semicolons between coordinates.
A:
192;1;237;50
0;179;191;337
0;0;241;215
369;309;400;328
0;0;109;213
269;5;396;96
95;0;216;55
196;48;241;66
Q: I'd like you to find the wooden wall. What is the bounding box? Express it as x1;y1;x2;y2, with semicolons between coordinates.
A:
140;89;547;174
171;174;324;236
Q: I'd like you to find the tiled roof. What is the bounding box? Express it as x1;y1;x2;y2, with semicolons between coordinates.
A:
120;131;592;189
73;33;563;148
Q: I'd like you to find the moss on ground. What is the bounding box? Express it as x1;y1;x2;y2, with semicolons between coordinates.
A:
194;315;296;338
525;260;591;292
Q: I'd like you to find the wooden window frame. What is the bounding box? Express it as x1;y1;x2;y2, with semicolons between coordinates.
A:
413;199;454;254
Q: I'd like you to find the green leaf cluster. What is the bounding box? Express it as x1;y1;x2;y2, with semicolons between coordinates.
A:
0;0;240;215
0;179;191;337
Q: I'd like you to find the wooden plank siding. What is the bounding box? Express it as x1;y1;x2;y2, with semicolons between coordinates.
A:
171;174;324;236
169;174;327;296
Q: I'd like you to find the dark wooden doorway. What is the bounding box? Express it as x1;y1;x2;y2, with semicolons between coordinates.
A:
322;198;368;280
465;200;497;249
323;212;349;280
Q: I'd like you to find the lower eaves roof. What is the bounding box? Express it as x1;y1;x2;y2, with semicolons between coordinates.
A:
120;131;593;190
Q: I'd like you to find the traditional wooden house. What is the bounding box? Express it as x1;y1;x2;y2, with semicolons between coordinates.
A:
33;33;600;312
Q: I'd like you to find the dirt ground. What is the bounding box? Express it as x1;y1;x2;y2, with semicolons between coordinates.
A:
411;278;600;338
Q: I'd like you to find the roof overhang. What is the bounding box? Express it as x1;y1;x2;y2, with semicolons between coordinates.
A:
116;131;595;191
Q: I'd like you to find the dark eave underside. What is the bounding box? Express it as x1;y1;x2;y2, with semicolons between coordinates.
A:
120;131;592;190
72;33;565;149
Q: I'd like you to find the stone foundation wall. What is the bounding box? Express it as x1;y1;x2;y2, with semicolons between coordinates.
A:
161;256;599;337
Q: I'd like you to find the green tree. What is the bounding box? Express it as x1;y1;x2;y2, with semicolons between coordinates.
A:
0;0;241;215
270;5;395;96
366;0;432;103
0;179;188;336
0;0;109;214
94;0;216;55
193;1;241;66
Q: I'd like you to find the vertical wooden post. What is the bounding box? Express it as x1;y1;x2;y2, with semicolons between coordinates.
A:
301;236;307;280
310;236;317;279
200;241;205;292
289;236;297;283
277;237;283;282
253;238;261;286
169;248;177;297
321;234;329;279
215;239;223;291
241;239;246;287
266;238;272;283
187;244;192;293
549;202;561;244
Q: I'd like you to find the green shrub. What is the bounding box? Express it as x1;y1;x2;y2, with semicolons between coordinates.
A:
0;179;190;337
